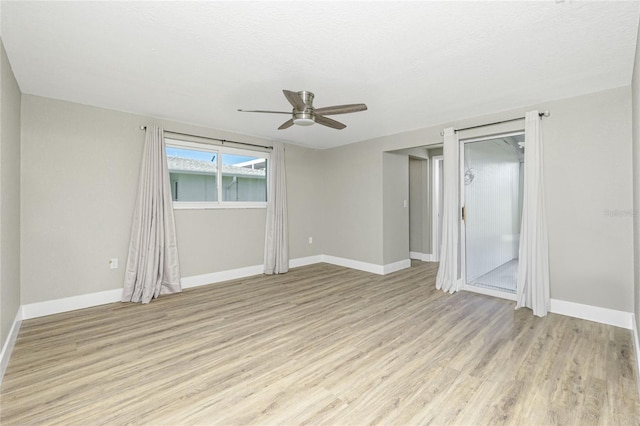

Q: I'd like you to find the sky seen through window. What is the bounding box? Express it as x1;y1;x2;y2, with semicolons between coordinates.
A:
166;147;256;165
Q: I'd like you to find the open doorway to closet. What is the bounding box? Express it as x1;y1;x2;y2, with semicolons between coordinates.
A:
461;132;524;295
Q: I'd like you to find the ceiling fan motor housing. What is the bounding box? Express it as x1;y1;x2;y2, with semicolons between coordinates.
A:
297;91;315;108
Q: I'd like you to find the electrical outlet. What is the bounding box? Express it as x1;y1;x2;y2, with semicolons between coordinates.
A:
308;237;313;244
109;258;118;269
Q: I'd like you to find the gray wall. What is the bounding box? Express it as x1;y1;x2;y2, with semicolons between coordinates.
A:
408;157;429;254
632;16;640;338
319;142;383;264
20;95;320;304
322;86;633;313
0;41;21;348
285;144;323;260
383;152;409;264
174;209;266;277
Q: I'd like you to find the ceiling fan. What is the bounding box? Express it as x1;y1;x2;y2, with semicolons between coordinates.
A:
238;90;367;130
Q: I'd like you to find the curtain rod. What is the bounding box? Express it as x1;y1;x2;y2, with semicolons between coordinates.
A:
139;126;273;150
457;111;550;133
440;111;550;136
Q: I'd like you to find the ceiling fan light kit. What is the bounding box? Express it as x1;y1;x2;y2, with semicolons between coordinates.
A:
293;111;315;126
239;90;367;130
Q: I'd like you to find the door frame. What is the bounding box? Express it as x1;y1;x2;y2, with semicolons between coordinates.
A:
459;131;524;301
431;155;443;262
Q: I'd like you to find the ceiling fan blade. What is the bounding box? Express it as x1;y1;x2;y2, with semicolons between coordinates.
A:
283;90;306;111
237;109;291;114
278;119;294;130
314;104;368;115
316;115;346;130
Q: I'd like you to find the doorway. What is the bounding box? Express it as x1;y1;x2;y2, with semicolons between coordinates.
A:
461;132;524;296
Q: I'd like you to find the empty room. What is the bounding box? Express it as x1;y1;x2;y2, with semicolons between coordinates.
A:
1;1;640;424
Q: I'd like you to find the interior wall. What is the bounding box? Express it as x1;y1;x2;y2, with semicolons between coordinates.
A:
542;87;633;312
383;152;409;264
0;41;21;347
632;16;640;336
319;142;384;265
408;157;427;253
20;95;319;305
284;143;323;259
324;86;633;313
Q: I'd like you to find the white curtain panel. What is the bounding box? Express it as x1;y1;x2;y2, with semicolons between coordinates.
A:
516;111;550;317
436;127;461;293
264;141;289;275
122;125;182;303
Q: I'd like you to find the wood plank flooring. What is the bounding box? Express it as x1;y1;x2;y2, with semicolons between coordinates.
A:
1;261;638;425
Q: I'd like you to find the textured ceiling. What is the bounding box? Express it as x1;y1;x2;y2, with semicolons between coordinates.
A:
2;1;639;149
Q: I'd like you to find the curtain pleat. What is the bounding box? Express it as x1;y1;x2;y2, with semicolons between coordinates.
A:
436;127;461;293
264;141;289;274
516;111;550;317
122;125;181;303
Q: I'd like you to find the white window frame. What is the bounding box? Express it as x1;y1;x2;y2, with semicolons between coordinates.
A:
165;137;269;210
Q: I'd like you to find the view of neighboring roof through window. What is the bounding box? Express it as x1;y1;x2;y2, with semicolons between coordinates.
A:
165;139;268;208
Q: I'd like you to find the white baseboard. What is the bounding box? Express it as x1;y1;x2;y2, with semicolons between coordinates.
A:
0;308;23;384
292;254;410;275
632;314;640;401
181;264;264;289
289;255;323;268
409;251;436;262
383;259;411;274
22;288;123;320
322;255;384;274
550;298;633;330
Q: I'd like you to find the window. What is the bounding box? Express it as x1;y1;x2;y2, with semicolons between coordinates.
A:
165;138;268;209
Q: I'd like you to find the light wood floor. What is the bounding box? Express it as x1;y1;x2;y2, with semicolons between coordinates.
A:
1;261;639;425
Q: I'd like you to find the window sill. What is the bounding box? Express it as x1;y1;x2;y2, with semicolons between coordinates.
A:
172;202;267;210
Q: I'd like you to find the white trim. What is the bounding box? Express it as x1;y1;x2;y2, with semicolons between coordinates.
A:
289;255;324;268
0;309;23;384
322;255;384;275
294;254;410;275
22;288;123;320
409;251;436;262
181;264;264;289
431;155;443;262
172;202;267;210
632;314;640;401
463;284;517;301
383;259;411;274
459;140;467;288
549;299;633;330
